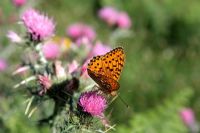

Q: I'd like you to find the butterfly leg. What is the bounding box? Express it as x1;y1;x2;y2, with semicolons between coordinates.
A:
92;85;101;90
92;85;106;96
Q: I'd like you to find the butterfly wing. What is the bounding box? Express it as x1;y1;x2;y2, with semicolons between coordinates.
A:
87;55;104;75
87;55;106;88
87;69;120;94
101;47;125;81
87;47;125;95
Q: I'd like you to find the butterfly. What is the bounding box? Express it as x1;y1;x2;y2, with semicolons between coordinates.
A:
87;47;125;96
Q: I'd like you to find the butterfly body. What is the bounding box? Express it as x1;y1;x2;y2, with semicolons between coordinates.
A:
87;47;125;96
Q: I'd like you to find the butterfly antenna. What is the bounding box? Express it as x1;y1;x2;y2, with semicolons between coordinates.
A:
118;95;129;108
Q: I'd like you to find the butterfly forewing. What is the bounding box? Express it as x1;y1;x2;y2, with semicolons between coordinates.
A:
87;55;105;75
102;47;125;81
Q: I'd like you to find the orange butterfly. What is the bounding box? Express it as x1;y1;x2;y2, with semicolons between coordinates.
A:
87;47;125;96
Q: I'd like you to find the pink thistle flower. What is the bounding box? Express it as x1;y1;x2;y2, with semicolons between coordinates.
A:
38;75;52;95
53;61;66;79
117;12;132;29
67;60;79;74
42;43;60;60
67;23;96;42
67;23;83;39
82;25;96;41
89;42;111;57
98;7;118;26
180;108;195;126
7;30;22;43
12;0;26;7
180;108;200;132
0;59;7;71
78;91;107;116
21;9;55;41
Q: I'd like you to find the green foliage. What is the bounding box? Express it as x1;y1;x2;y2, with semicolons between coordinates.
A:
117;88;193;133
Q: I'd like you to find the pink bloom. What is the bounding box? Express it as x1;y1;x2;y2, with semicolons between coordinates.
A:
67;23;96;42
67;23;83;40
21;9;55;41
98;7;118;26
0;59;7;71
78;91;107;116
7;30;22;43
53;61;66;79
180;108;195;126
67;60;79;74
82;25;96;41
42;43;60;60
12;0;26;7
89;42;111;57
38;75;52;95
117;12;132;29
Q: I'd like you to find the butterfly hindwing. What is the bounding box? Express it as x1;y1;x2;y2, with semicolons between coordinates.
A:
87;69;120;93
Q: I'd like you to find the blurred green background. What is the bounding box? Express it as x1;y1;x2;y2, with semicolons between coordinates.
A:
0;0;200;132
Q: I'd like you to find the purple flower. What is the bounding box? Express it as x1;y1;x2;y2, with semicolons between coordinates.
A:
21;9;55;41
117;12;132;29
180;108;200;132
7;30;22;43
38;75;52;95
98;7;118;26
98;7;132;29
12;0;26;7
0;59;7;71
82;25;96;41
67;23;96;42
67;23;83;39
78;91;107;116
42;43;60;60
180;108;195;126
89;42;111;57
